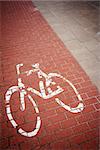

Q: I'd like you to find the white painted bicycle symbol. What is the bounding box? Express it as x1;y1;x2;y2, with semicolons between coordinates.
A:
5;63;84;137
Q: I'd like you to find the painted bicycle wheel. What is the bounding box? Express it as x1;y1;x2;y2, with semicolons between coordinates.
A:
47;73;84;113
5;86;41;137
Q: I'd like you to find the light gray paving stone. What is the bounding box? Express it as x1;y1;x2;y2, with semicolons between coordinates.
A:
33;1;100;89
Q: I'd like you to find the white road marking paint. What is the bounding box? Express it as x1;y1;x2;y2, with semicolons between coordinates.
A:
18;115;41;137
5;86;41;137
39;81;46;97
7;113;13;120
26;70;34;76
47;73;84;112
6;106;11;114
55;98;84;113
27;87;42;97
10;119;18;128
20;90;26;111
5;63;84;138
28;95;39;114
16;64;23;75
47;87;53;94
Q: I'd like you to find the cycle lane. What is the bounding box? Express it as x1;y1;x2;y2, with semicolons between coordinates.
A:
1;1;100;150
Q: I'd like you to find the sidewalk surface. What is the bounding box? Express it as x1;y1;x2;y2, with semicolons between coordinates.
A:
1;1;100;150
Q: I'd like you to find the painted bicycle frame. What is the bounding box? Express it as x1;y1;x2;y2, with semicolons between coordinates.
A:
5;63;84;137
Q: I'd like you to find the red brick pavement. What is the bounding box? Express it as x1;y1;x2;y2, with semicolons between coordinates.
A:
1;1;100;150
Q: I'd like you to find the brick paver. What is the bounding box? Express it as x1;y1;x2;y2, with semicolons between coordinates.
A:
1;1;100;150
